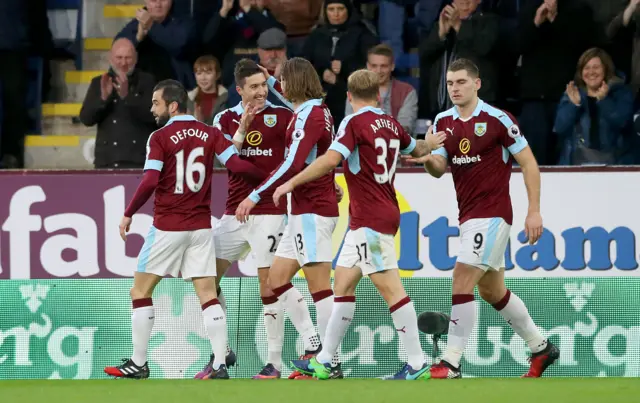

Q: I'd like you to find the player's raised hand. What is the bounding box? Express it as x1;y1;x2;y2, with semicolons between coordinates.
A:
273;182;294;207
257;64;271;80
239;102;259;132
235;197;256;223
426;129;447;152
119;216;132;241
524;211;543;245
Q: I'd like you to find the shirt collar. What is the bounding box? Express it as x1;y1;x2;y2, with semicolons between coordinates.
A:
232;100;273;115
452;98;485;120
295;98;323;114
165;114;197;126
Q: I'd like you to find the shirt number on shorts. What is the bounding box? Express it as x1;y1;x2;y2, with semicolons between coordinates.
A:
356;242;368;262
268;233;283;253
374;138;400;184
474;233;484;250
174;147;205;194
295;233;304;254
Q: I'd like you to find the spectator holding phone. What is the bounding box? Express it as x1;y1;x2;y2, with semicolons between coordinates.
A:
79;38;157;169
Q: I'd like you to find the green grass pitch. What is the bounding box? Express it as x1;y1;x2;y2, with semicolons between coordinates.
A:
2;379;639;403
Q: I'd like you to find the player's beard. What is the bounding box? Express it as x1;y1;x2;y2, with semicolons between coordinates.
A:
155;112;170;127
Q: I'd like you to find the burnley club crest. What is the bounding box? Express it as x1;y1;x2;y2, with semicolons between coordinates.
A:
264;114;277;128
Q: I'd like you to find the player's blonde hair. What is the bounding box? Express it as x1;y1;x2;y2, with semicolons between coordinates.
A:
347;69;379;102
280;57;325;103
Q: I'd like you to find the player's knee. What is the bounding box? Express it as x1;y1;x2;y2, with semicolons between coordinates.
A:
130;287;151;301
477;283;504;305
334;282;356;297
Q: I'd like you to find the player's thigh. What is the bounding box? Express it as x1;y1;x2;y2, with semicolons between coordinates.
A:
131;272;163;300
477;268;507;305
213;214;251;264
333;265;363;297
247;214;287;269
455;217;511;293
137;226;188;280
215;258;232;288
271;221;301;288
287;213;338;267
337;227;402;304
182;229;217;280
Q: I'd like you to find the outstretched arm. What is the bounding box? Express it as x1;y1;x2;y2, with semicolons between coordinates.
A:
272;150;342;206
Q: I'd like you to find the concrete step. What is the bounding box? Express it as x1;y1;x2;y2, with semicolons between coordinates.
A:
24;135;95;169
42;116;96;136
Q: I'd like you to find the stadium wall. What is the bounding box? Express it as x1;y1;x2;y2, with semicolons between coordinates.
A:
0;168;638;379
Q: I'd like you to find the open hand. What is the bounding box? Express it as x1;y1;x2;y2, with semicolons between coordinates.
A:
235;197;256;223
524;211;543;245
119;216;132;241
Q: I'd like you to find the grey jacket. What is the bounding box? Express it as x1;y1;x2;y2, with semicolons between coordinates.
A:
79;69;157;168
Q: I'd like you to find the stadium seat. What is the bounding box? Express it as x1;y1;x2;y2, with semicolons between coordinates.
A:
47;0;84;70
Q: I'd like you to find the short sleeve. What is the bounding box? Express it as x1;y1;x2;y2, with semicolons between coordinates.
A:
398;125;417;155
329;117;357;159
499;112;528;155
144;131;165;171
213;128;238;166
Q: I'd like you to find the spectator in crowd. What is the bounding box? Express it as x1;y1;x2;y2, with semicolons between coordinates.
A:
607;0;640;99
265;0;325;56
518;0;597;165
419;0;499;118
226;27;289;108
188;55;228;124
302;0;378;125
554;48;634;165
79;38;157;169
116;0;197;89
345;44;418;133
203;0;283;88
379;0;445;66
0;0;32;168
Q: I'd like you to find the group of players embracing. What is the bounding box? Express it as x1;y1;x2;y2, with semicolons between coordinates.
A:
104;55;559;381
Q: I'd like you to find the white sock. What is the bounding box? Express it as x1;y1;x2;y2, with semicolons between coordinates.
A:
217;288;231;355
390;297;424;369
263;297;284;370
275;283;320;351
131;299;154;367
493;290;547;353
316;296;355;365
202;299;228;370
312;290;340;365
442;294;476;368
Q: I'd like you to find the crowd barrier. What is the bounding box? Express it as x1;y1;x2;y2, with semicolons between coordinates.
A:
0;168;638;379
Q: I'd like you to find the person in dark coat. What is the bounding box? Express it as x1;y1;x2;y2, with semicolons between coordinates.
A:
301;0;378;126
80;39;157;169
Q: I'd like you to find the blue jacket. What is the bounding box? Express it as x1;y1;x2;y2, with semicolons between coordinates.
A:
554;80;634;165
116;15;196;89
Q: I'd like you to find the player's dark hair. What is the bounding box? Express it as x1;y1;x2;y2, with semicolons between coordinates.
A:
280;57;325;103
234;59;264;88
447;58;480;78
153;79;188;113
